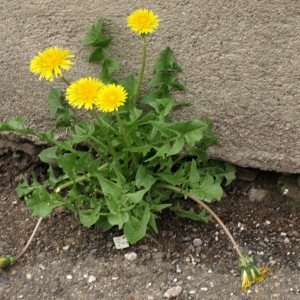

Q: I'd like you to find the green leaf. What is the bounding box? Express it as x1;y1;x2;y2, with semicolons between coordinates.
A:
95;215;113;231
188;159;200;188
72;122;95;143
47;88;63;117
124;204;150;244
55;108;74;128
26;186;64;217
96;176;123;201
189;175;223;202
107;211;129;229
38;146;58;163
92;37;113;48
15;175;40;198
46;164;68;188
56;151;92;180
125;189;148;204
148;72;185;90
78;206;101;227
124;144;152;156
81;17;104;46
142;96;174;118
88;47;105;62
135;165;157;189
156;167;186;186
123;74;137;100
100;57;119;83
153;47;182;73
168;136;185;156
0;116;27;131
168;119;208;147
145;143;171;162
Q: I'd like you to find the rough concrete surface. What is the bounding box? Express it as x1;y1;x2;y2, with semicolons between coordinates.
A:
0;0;299;173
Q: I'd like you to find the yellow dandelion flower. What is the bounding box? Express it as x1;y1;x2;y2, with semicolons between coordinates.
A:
30;47;74;81
66;77;105;110
95;84;127;112
127;9;159;35
239;256;269;291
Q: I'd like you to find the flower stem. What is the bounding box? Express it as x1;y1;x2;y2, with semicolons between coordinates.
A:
156;182;244;259
16;217;43;260
133;34;147;105
90;109;122;173
61;75;71;86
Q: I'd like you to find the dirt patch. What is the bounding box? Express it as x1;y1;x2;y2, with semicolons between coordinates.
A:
0;148;299;299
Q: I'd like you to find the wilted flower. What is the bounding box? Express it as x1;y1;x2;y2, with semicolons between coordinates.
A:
127;9;159;35
0;255;17;268
30;47;74;81
66;77;105;110
95;83;127;112
239;256;269;291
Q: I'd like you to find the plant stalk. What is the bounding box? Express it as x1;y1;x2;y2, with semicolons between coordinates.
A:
60;75;71;86
156;182;244;259
16;217;43;260
55;162;108;193
133;34;147;105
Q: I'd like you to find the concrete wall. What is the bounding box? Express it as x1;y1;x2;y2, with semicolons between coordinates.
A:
1;0;299;173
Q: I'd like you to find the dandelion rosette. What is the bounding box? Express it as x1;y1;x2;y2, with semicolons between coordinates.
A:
66;77;105;110
95;83;128;113
239;256;269;291
127;9;159;35
30;47;74;81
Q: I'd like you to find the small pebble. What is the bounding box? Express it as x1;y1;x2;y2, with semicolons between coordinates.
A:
113;235;129;249
248;188;268;201
88;275;96;283
176;265;181;273
193;238;203;247
26;273;32;279
283;237;290;244
164;286;183;298
39;264;45;271
66;275;73;280
200;287;208;291
124;252;137;261
152;252;166;260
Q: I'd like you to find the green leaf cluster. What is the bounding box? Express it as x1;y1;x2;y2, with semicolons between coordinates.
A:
0;17;235;244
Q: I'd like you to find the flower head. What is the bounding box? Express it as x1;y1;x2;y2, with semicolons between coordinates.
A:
0;255;17;268
95;84;127;112
30;47;74;81
66;77;105;110
127;9;159;35
239;256;269;291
